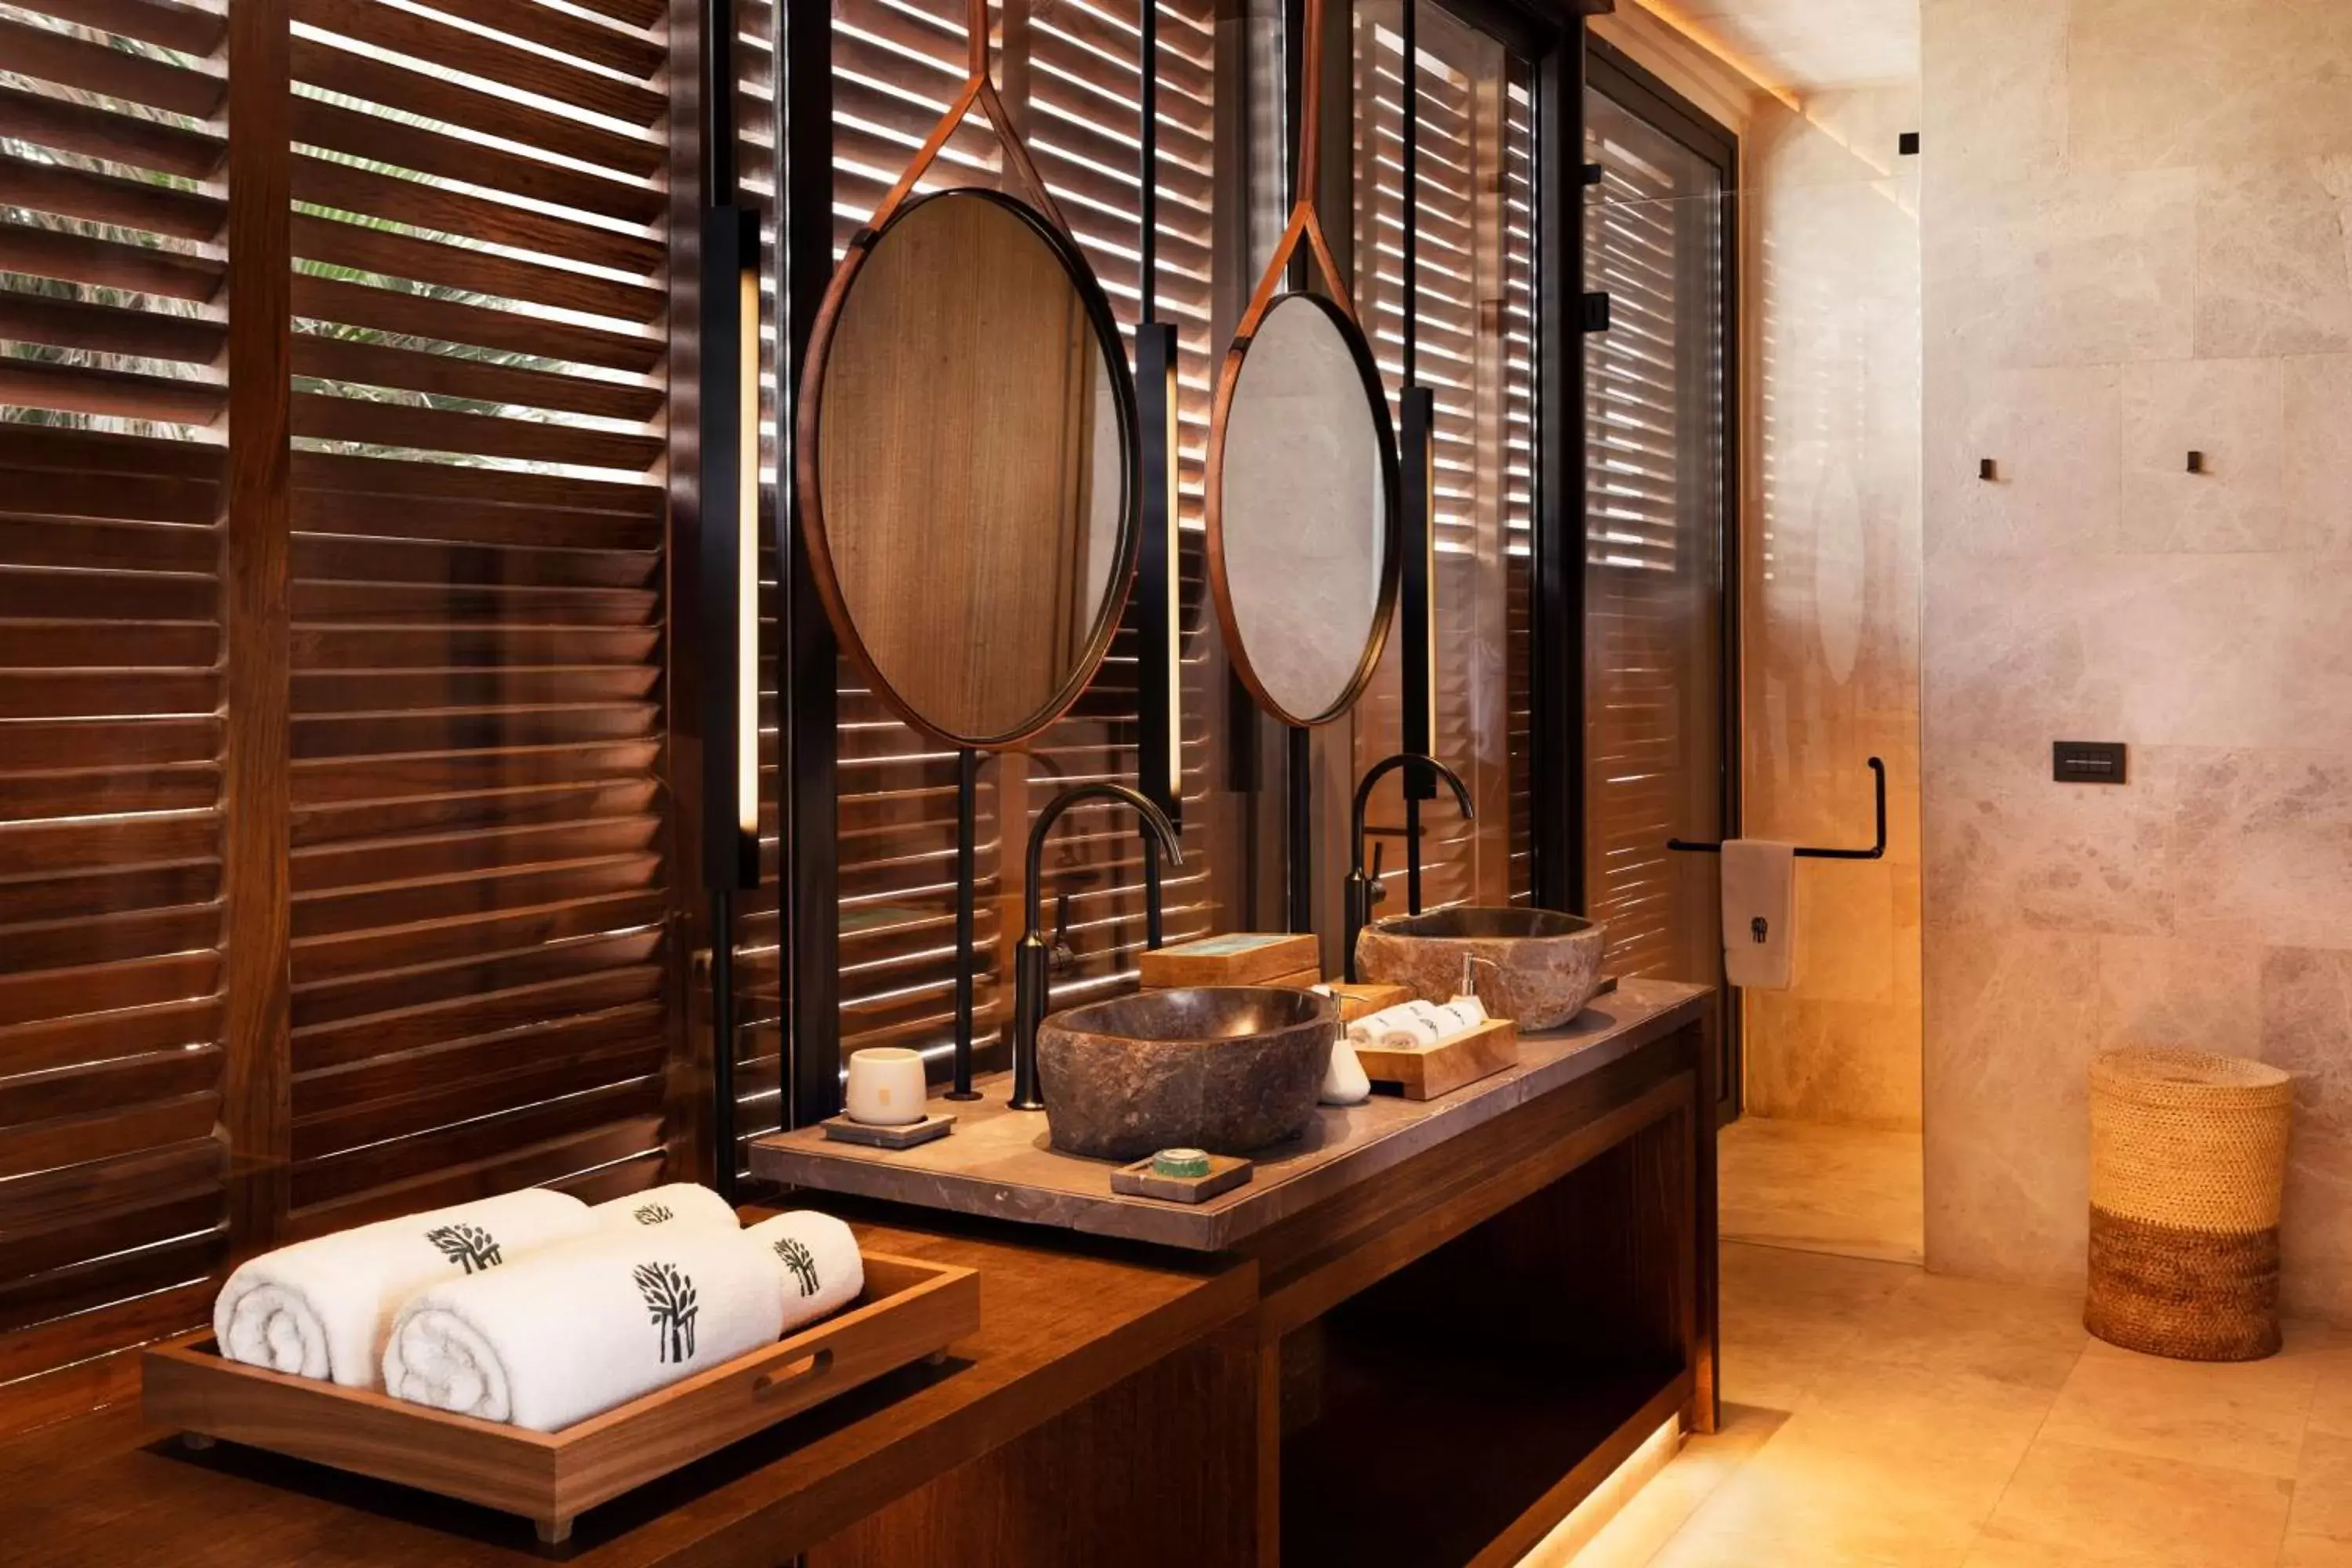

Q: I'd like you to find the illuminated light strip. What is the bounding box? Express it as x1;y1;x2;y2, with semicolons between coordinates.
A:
1621;0;1803;113
1160;347;1181;805
1515;1415;1684;1566
737;260;760;837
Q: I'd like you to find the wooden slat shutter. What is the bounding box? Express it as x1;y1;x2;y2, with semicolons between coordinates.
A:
1347;6;1535;913
281;0;675;1232
1581;89;1726;982
808;0;1228;1087
0;0;234;1392
1025;0;1224;1014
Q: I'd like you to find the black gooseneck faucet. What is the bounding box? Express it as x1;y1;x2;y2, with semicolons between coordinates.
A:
1010;782;1185;1111
1345;753;1473;982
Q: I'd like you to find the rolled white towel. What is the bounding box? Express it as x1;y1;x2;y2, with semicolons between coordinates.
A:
590;1182;739;1234
1442;994;1490;1029
1374;1007;1443;1051
214;1188;593;1387
743;1211;865;1332
1429;999;1488;1038
1346;1001;1433;1046
383;1226;786;1432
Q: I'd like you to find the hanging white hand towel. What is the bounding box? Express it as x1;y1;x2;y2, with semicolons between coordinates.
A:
590;1182;740;1235
383;1226;787;1432
1720;840;1798;989
213;1187;593;1387
744;1211;866;1332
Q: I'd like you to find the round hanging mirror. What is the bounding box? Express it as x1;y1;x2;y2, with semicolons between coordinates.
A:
1210;292;1398;725
802;189;1134;747
1204;0;1399;728
795;6;1138;750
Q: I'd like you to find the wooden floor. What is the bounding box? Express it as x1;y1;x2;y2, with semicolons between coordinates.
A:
1717;1116;1923;1266
1548;1241;2352;1567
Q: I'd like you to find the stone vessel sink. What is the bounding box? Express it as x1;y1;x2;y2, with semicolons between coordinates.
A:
1036;986;1338;1162
1355;906;1606;1029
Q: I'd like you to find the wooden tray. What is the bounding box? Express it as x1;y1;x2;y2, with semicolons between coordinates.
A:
143;1251;978;1547
1353;1016;1520;1101
1137;931;1319;987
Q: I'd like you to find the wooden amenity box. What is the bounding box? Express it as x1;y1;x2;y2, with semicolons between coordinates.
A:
1354;1015;1521;1101
1137;931;1319;988
140;1252;978;1546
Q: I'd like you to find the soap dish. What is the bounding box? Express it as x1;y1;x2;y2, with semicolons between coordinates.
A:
1109;1151;1253;1203
821;1111;956;1150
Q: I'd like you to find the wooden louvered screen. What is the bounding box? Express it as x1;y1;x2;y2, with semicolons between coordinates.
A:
1581;80;1727;982
0;0;683;1413
0;0;234;1412
1347;3;1535;912
280;0;676;1236
808;0;1236;1091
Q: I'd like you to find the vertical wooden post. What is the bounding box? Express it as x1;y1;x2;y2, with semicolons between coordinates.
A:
220;0;292;1254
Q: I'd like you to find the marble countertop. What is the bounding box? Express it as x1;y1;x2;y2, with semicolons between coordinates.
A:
747;977;1711;1250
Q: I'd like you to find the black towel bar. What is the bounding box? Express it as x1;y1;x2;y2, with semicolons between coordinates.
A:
1665;757;1887;862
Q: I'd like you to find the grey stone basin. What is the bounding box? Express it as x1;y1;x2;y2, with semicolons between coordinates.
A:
1036;986;1338;1162
1355;906;1606;1029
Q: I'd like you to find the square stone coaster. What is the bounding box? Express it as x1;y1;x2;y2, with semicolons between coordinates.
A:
821;1111;956;1150
1109;1152;1253;1203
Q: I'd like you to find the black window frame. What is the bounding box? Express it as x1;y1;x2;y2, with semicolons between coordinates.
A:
1583;32;1743;1120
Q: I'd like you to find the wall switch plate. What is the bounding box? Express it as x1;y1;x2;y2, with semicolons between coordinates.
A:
2053;741;2128;784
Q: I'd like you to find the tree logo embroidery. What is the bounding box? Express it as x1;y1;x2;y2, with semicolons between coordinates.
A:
425;1223;502;1275
633;1203;675;1226
633;1262;699;1363
774;1237;820;1298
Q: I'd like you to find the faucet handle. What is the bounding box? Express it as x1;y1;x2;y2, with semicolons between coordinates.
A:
1050;890;1079;969
1367;841;1387;906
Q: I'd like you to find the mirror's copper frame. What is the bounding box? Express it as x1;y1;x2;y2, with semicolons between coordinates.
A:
1203;0;1403;730
793;0;1141;751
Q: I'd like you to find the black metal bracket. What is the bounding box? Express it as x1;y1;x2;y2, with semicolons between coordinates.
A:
1581;291;1611;332
1667;757;1886;861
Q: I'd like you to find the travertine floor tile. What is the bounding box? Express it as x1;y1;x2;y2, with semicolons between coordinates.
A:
1719;1117;1925;1265
2292;1429;2352;1542
1804;1265;2086;1416
1564;1245;2347;1568
1716;1241;1911;1409
2307;1333;2352;1438
1663;1397;2034;1563
1965;1439;2292;1566
2038;1322;2332;1478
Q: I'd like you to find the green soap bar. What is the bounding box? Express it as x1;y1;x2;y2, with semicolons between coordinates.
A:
1152;1147;1213;1179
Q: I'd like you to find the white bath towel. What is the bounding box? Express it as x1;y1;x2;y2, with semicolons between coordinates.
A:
1721;840;1798;989
383;1226;787;1432
744;1211;865;1333
590;1182;739;1235
214;1187;593;1387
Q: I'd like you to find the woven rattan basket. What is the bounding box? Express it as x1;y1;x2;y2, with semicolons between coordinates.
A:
2085;1047;2293;1361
